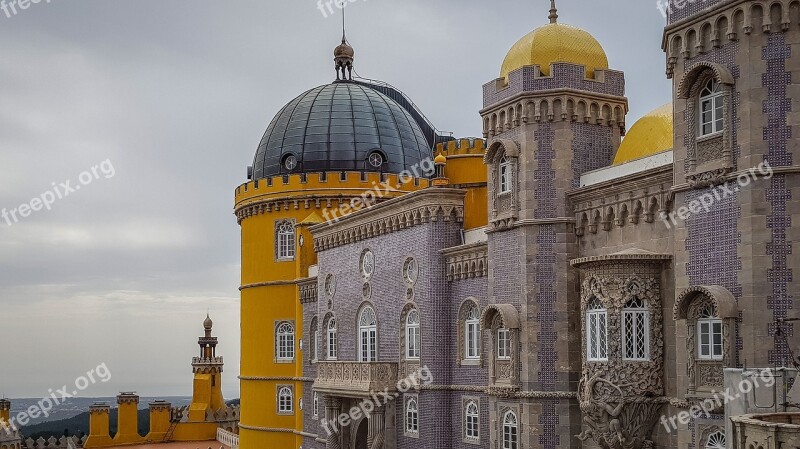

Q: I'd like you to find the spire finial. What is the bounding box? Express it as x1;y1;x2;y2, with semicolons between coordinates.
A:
334;5;355;81
549;0;558;23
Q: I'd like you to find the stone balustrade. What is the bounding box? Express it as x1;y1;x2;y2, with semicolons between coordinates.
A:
313;362;399;397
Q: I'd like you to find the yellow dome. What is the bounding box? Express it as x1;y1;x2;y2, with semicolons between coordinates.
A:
613;103;674;165
434;153;447;164
500;23;609;80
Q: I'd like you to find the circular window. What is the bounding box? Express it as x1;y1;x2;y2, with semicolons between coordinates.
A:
325;274;336;297
361;250;375;278
284;154;298;171
367;152;384;168
403;258;418;285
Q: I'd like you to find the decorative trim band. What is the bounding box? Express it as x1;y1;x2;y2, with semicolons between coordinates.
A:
239;280;298;291
239;376;314;382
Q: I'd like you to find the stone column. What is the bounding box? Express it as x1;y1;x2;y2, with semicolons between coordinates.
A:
366;405;385;449
325;397;342;449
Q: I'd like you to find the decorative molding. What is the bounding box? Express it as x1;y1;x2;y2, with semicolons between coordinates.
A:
442;242;488;281
239;279;298;291
298;278;318;304
238;376;314;382
310;189;466;251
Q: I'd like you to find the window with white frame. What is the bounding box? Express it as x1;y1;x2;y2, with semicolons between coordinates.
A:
405;397;419;434
499;155;512;194
497;328;511;360
502;411;518;449
406;309;420;360
276;322;295;361
313;392;319;419
623;296;649;361
465;401;479;441
278;387;293;413
697;304;723;360
586;298;608;362
699;79;724;137
705;431;725;449
327;319;337;360
276;221;296;260
465;306;481;360
359;307;377;362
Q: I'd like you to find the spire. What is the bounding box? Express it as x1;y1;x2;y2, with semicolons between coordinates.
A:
549;0;558;23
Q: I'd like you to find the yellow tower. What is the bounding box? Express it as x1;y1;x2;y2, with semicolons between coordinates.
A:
0;398;9;424
188;314;225;422
235;36;437;448
113;393;144;445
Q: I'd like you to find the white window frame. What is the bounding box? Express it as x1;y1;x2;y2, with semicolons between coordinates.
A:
313;329;320;362
698;318;724;361
622;297;650;361
465;401;479;441
497;328;511;360
586;298;608;362
405;397;419;435
499;155;512;194
313;392;319;419
327;319;337;360
359;307;377;362
278;387;293;414
705;431;726;449
502;411;518;449
406;310;420;360
699;79;724;137
276;322;295;361
277;221;296;260
465;307;481;360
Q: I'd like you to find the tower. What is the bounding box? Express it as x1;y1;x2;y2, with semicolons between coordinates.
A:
235;36;440;448
480;2;627;448
662;0;800;447
0;399;21;449
188;314;225;421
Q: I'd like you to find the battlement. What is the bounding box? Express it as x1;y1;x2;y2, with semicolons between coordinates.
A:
235;171;430;209
435;138;486;157
483;63;626;109
22;435;86;449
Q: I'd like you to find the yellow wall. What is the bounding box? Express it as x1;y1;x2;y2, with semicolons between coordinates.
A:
113;399;144;445
236;172;425;449
84;408;113;449
435;139;488;230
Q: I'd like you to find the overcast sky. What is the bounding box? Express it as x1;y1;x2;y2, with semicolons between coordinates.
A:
0;0;671;399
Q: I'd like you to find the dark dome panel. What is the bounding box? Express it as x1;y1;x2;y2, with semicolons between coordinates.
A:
252;82;433;179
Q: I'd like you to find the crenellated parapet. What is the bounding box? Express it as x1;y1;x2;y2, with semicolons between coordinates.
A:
481;64;627;138
235;171;429;224
434;138;486;157
663;0;797;77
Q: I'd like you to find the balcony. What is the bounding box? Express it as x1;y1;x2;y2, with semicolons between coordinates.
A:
313;362;398;398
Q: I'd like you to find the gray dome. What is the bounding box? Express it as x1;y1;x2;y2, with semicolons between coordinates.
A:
252;82;433;179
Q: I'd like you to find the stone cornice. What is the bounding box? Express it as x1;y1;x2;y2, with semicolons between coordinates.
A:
239;376;314;382
480;88;628;116
571;251;673;268
671;165;800;194
568;164;674;204
662;0;745;39
239;279;298;291
441;241;488;281
311;188;466;251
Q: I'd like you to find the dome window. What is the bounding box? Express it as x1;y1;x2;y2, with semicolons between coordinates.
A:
367;151;385;169
283;154;298;172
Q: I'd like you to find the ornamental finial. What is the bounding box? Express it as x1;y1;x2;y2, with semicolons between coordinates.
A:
549;0;558;23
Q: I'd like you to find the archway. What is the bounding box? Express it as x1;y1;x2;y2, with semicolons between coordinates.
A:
354;417;368;449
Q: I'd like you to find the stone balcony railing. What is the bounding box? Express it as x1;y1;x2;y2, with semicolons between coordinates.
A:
313;362;399;397
731;413;800;448
192;356;224;365
216;427;239;449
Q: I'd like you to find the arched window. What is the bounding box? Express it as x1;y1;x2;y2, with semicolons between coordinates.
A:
502;411;518;449
699;79;724;137
499;155;512;194
278;387;293;414
465;306;481;360
623;296;649;361
497;327;511;360
276;322;295;361
705;431;725;449
697;304;723;360
327;318;337;360
276;221;296;260
359;307;377;362
586;298;608;362
313;392;319;419
406;310;420;360
405;397;419;434
465;401;479;441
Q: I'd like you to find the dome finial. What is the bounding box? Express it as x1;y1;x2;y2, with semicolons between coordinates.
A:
549;0;558;23
334;5;354;81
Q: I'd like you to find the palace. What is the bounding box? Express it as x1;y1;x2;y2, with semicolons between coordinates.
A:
234;1;800;448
